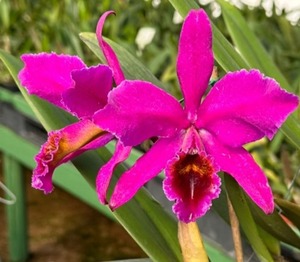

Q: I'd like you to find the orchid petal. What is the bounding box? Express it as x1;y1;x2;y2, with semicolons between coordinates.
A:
96;141;132;204
19;53;86;109
62;65;113;118
96;11;125;85
109;134;183;210
94;80;188;146
177;9;214;115
198;70;299;147
201;130;274;214
32;119;112;193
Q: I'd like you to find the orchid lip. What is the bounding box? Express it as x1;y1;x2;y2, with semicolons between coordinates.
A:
32;120;113;194
164;150;221;222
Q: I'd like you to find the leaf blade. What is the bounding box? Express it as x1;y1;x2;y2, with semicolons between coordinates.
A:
247;197;300;250
275;198;300;230
225;175;274;262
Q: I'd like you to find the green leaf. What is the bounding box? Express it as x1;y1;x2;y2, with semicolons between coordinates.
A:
280;118;300;151
275;198;300;230
225;175;274;262
212;25;250;72
168;0;199;17
212;182;230;224
213;177;281;257
223;172;300;250
0;49;182;261
246;195;300;250
257;227;280;256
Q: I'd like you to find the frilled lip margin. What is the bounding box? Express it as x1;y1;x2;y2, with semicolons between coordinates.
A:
32;120;114;193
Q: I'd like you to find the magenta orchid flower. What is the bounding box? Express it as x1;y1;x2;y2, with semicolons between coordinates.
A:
18;11;126;194
94;9;299;222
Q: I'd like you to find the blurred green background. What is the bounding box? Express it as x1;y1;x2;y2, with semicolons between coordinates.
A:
0;0;181;85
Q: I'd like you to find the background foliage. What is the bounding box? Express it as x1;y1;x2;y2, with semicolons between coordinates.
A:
1;0;300;260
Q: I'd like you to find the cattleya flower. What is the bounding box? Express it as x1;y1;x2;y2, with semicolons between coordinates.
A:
94;9;299;222
18;11;125;194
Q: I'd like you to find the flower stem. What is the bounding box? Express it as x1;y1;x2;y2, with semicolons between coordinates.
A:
178;221;209;262
227;196;243;262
